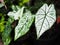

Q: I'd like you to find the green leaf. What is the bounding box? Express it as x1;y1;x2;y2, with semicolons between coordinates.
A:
2;23;12;45
14;10;34;40
35;4;56;39
2;18;14;45
23;0;29;4
3;36;11;45
19;0;29;6
0;15;5;32
12;5;20;11
7;6;25;20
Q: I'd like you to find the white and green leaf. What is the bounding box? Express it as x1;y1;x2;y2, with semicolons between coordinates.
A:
7;6;25;20
35;4;56;39
14;10;34;40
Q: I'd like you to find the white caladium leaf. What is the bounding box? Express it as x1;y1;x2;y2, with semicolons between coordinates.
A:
7;6;24;20
35;4;56;39
14;10;34;40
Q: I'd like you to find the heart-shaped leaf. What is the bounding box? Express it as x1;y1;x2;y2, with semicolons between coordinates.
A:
35;4;56;39
8;6;24;20
14;10;34;40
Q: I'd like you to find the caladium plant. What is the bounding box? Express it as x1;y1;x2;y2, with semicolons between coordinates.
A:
14;10;34;40
8;5;34;40
35;4;56;39
0;3;56;45
7;3;56;40
8;5;25;20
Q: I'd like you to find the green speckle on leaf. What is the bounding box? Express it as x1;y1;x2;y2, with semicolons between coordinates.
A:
14;10;34;40
35;4;56;39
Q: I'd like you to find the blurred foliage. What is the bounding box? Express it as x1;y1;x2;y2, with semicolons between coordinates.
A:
19;0;29;6
0;13;5;33
0;3;4;8
2;18;14;45
0;0;55;14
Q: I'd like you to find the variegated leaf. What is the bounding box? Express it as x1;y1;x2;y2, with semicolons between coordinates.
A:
7;6;24;20
14;10;34;40
35;4;56;39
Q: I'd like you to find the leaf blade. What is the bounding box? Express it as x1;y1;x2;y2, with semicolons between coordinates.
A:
8;6;24;20
14;11;34;40
35;4;56;39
